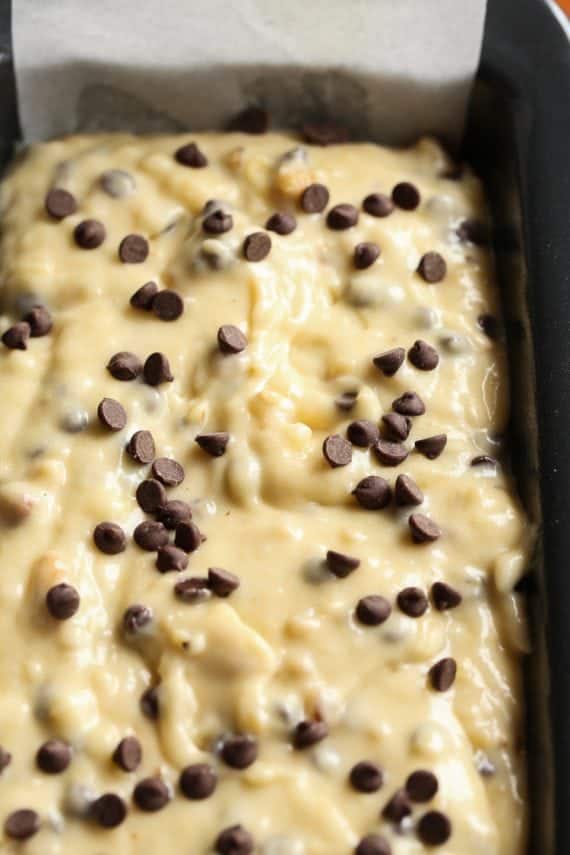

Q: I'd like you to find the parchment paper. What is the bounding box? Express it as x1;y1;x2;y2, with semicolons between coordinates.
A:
13;0;487;144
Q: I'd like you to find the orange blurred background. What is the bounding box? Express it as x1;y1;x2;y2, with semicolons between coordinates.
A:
556;0;570;14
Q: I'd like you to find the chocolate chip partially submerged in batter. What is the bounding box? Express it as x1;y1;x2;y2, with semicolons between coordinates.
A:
397;587;428;618
119;234;149;264
127;430;155;464
218;324;248;354
394;473;423;506
265;212;297;235
215;825;255;855
354;242;380;269
123;604;152;633
352;476;392;510
74;219;106;249
208;567;240;597
36;739;72;774
107;351;142;381
417;810;452;845
243;232;271;261
156;545;188;573
175;142;208;168
24;306;52;337
2;322;30;350
292;719;329;749
221;734;258;769
133;776;170;812
175;521;204;553
152;457;185;487
408;340;439;371
355;595;392;626
409;513;441;543
46;583;80;620
136;479;167;514
347;420;379;448
374;439;409;467
471;454;497;467
91;793;127;828
415;434;447;459
130;281;158;310
478;313;500;339
429;657;457;691
45;188;77;220
457;218;488;245
382;413;412;442
350;761;384;793
355;834;392;855
140;686;159;720
431;581;462;610
382;788;412;823
323;434;352;467
4;809;40;840
300;183;330;213
417;252;447;283
180;763;217;799
97;397;127;431
93;521;127;555
113;736;142;772
326;550;360;578
406;769;439;802
134;520;169;551
363;193;394;218
152;290;184;321
0;747;12;773
157;500;193;529
335;390;358;412
326;204;359;230
373;348;405;377
203;209;233;235
392;391;425;416
174;576;211;604
143;352;173;386
392;182;420;210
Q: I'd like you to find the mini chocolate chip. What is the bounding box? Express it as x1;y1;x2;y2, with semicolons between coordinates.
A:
152;290;184;321
174;576;211;604
107;351;142;381
93;521;127;555
180;763;217;799
363;193;394;218
24;306;52;337
347;420;379;448
336;390;358;411
429;657;457;691
300;183;330;213
134;520;169;551
130;281;158;310
228;106;269;134
382;413;412;442
221;734;258;769
74;219;106;249
119;234;149;264
175;521;204;553
471;454;497;467
417;811;452;845
127;430;155;464
394;473;423;506
136;479;167;514
406;769;439;802
352;475;392;510
156;545;188;573
97;398;127;431
409;513;441;543
46;583;80;620
354;242;380;270
195;432;230;457
415;434;447;459
355;595;391;626
208;567;240;597
157;500;193;529
0;747;12;773
113;737;142;772
323;434;352;467
133;777;170;812
478;313;500;339
373;347;405;377
175;142;208;167
417;252;447;283
45;188;77;220
151;457;185;487
355;834;392;855
325;550;360;578
326;203;359;230
408;340;439;371
382;788;412;823
218;324;248;354
91;793;127;828
140;686;159;720
392;391;425;416
265;212;297;235
392;182;420;210
431;581;462;611
457;219;488;245
143;352;173;386
4;809;40;840
292;719;328;749
203;210;233;234
2;322;30;350
123;604;152;634
100;169;136;199
215;825;254;855
301;123;349;146
36;739;71;774
243;232;271;262
374;439;408;466
397;587;428;618
350;761;384;793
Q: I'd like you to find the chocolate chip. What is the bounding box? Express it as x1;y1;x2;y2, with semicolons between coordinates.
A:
175;142;208;168
429;657;457;691
417;811;452;845
36;739;71;774
24;306;52;337
326;204;359;230
292;719;328;749
325;550;360;578
208;567;240;597
156;545;188;573
335;390;358;412
477;313;500;339
107;351;142;381
97;397;127;431
406;769;439;802
228;106;269;134
243;231;271;262
457;219;488;245
323;434;352;467
143;352;173;386
392;182;420;211
203;209;233;235
373;347;405;377
221;734;258;769
300;183;330;213
363;193;394;218
133;777;170;812
354;242;380;270
394;474;423;506
409;513;441;543
352;476;392;510
355;834;392;855
45;188;77;220
174;576;211;604
195;432;230;457
136;479;167;514
382;413;412;442
150;289;184;321
471;454;497;467
408;340;439;371
74;219;106;249
215;825;254;855
113;737;142;772
157;500;193;529
350;761;384;793
382;788;412;823
100;169;136;199
417;252;447;283
374;439;408;466
130;281;158;310
415;434;447;459
119;234;149;264
430;581;462;611
0;747;12;773
4;809;40;840
392;391;425;416
355;595;391;626
151;457;185;487
126;430;155;464
397;587;428;618
45;582;80;620
218;324;248;354
134;520;169;551
180;763;217;800
93;521;127;555
140;686;159;720
175;521;204;553
123;604;152;634
265;212;297;235
2;322;30;350
301;123;349;146
347;420;379;448
91;793;127;829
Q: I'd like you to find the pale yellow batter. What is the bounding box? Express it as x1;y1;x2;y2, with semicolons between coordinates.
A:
0;131;531;854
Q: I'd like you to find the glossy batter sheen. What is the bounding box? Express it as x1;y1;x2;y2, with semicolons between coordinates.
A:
0;131;531;854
